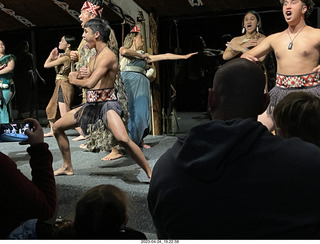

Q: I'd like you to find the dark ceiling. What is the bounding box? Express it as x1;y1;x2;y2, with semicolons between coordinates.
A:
1;0;320;112
0;0;319;33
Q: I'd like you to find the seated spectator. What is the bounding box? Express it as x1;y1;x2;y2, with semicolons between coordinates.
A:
0;118;57;239
54;184;147;239
148;58;320;239
273;91;320;147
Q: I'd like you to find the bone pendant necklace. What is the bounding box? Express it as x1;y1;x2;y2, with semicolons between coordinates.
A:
287;25;306;50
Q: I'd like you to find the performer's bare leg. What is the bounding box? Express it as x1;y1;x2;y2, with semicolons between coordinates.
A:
45;102;69;138
106;110;152;178
72;89;87;141
258;110;275;132
44;121;54;137
101;146;123;161
52;107;81;176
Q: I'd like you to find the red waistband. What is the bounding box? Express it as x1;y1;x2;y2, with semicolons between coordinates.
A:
276;73;320;88
86;88;117;102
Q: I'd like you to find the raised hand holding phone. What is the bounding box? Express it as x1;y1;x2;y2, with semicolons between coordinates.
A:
19;118;43;146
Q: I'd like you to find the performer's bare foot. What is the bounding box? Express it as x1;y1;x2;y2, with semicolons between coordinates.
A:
139;140;151;149
142;143;151;149
79;144;88;150
44;132;54;137
54;167;74;176
101;151;123;161
72;135;86;141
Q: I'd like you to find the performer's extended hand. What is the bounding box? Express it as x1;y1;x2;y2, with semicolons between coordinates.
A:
184;52;198;59
19;118;44;146
50;48;59;60
241;53;259;62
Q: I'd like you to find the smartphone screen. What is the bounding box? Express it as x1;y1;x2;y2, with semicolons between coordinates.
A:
0;123;31;142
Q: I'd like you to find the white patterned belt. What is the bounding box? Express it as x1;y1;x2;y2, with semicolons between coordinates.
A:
276;72;320;88
122;65;146;75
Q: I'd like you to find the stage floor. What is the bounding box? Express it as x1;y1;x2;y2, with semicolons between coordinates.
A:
1;111;209;239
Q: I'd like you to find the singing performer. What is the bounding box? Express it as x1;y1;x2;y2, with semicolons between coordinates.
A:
242;0;320;132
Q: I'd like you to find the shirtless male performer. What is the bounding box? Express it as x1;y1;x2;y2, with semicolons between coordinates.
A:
52;18;152;178
70;0;120;142
241;0;320;132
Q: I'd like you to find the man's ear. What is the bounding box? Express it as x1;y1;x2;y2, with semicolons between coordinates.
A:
208;88;217;113
260;93;270;115
302;5;307;14
94;31;100;39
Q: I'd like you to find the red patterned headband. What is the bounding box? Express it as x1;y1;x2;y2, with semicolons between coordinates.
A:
130;25;140;33
81;1;103;17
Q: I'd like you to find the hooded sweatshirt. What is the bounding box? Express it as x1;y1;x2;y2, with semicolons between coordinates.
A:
148;118;320;239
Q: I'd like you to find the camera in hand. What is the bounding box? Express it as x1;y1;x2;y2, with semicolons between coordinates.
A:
0;122;32;142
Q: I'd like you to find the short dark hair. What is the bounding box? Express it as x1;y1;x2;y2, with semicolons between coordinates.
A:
279;0;314;18
84;18;110;43
273;91;320;147
210;58;266;119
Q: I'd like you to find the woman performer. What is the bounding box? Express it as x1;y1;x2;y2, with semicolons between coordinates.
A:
0;40;15;123
223;11;271;92
43;35;76;137
102;26;197;160
223;11;266;61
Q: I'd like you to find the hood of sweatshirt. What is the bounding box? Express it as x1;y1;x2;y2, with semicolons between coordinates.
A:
174;118;269;183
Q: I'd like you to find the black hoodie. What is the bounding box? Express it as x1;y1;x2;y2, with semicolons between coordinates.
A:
148;118;320;239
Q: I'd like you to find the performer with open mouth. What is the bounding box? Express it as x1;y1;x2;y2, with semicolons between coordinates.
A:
242;0;320;133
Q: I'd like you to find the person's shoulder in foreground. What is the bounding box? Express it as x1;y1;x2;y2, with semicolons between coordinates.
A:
148;58;320;239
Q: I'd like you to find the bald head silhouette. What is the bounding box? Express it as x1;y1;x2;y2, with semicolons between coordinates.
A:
208;58;269;120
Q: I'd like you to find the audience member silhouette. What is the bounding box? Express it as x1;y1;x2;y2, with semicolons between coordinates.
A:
148;58;320;239
273;91;320;147
54;184;147;239
0;118;56;239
